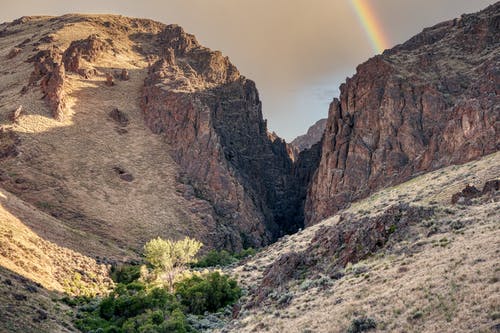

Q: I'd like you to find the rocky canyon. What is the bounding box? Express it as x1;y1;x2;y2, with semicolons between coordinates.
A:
0;2;498;332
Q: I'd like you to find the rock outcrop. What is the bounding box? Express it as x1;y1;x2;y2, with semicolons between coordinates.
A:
40;62;66;120
62;34;109;73
308;204;434;269
27;34;112;120
28;47;67;120
451;179;499;204
305;3;500;225
290;118;327;152
141;25;306;249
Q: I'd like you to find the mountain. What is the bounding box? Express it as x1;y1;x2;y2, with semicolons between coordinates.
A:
290;118;327;152
0;3;499;332
0;14;311;264
305;2;499;225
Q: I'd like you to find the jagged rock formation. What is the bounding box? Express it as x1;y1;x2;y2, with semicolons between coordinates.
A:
0;14;313;257
290;118;327;151
260;203;435;295
40;62;66;120
27;47;67;119
141;26;305;248
305;3;500;225
62;34;109;73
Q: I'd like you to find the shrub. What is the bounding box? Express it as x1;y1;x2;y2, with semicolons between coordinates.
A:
347;317;377;333
193;250;236;268
234;248;256;260
175;272;241;314
193;248;257;268
110;264;141;284
75;282;191;333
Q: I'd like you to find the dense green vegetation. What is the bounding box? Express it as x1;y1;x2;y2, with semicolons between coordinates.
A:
175;272;242;315
75;271;241;333
76;282;191;333
193;248;256;268
110;264;142;284
73;237;243;333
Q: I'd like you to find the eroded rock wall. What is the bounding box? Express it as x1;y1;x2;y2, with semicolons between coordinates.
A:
305;3;500;225
141;26;307;249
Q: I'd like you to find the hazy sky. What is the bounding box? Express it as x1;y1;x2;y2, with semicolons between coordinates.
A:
0;0;495;140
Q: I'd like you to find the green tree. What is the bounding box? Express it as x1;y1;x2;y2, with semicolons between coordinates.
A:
175;271;242;314
144;237;202;290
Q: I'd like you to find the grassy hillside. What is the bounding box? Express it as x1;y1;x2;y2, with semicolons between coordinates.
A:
224;152;500;333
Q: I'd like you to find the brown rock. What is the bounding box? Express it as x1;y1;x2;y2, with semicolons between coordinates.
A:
6;47;21;59
305;4;500;225
62;34;109;73
10;106;23;122
119;69;129;81
291;118;327;152
27;47;67;120
261;252;308;290
482;179;499;194
108;108;129;127
40;63;66;120
105;73;114;86
141;25;308;249
308;204;434;270
451;185;482;204
38;34;57;44
254;250;312;306
27;47;62;84
77;68;97;79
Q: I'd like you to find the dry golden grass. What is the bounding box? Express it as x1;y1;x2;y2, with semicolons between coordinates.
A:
225;152;500;333
0;15;498;333
0;187;112;294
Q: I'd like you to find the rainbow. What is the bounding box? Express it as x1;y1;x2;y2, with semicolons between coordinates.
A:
349;0;390;54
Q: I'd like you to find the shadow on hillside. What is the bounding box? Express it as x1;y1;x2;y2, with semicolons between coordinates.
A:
0;266;73;333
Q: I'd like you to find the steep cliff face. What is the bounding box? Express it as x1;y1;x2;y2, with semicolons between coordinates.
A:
306;3;499;224
141;26;303;248
0;14;313;257
291;118;327;151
